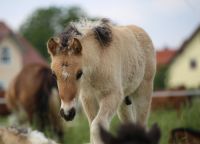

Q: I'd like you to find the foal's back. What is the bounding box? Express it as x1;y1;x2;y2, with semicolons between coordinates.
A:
110;25;156;95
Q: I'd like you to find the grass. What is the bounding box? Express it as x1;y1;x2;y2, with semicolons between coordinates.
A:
0;98;200;144
148;98;200;144
62;98;200;144
0;115;8;126
63;113;90;144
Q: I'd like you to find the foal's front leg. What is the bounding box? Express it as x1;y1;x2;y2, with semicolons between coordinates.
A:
90;91;123;144
80;94;98;125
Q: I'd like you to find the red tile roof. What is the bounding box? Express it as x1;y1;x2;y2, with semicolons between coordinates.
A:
156;48;177;66
0;22;12;41
16;34;47;65
0;21;47;66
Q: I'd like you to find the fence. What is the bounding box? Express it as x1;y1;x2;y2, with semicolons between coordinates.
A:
151;89;200;111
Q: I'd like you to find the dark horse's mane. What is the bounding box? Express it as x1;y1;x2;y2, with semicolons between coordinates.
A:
15;64;57;129
35;65;57;130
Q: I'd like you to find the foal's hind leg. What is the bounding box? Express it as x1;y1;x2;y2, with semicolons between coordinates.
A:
117;80;153;125
131;79;153;125
117;96;136;123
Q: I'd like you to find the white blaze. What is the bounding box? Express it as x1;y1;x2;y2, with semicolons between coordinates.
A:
61;98;77;115
62;71;70;80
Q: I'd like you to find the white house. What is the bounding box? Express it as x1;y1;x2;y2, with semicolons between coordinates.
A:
0;22;46;90
167;26;200;89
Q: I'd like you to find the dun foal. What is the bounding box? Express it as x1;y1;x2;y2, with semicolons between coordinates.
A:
47;19;156;144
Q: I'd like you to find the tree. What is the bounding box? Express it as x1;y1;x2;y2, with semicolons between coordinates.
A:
154;65;168;90
20;6;87;60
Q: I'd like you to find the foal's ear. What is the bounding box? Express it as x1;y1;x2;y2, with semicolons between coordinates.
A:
47;37;60;56
68;38;82;55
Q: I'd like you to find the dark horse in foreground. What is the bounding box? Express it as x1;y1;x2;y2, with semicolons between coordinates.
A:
5;63;63;140
100;123;161;144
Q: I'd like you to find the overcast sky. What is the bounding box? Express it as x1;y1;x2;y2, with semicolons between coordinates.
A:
0;0;200;50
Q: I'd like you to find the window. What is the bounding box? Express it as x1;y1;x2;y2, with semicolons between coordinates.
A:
190;59;197;69
0;47;11;64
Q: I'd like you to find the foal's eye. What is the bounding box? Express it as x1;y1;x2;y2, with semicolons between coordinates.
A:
76;70;83;80
52;72;57;80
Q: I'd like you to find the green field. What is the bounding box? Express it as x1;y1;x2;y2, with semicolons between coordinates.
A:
0;98;200;144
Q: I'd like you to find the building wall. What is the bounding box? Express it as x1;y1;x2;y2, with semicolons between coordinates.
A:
167;31;200;89
0;37;23;89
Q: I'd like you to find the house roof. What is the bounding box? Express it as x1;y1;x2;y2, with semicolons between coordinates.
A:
169;25;200;65
156;48;177;66
0;22;12;42
0;21;47;66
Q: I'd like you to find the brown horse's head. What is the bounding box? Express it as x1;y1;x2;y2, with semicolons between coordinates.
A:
47;19;112;121
47;30;83;121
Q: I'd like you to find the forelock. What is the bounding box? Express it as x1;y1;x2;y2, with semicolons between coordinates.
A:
59;25;81;49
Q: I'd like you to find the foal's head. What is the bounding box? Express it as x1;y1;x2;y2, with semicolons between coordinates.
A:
47;19;112;121
47;36;82;121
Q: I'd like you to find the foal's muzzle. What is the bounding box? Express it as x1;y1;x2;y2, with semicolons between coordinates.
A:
60;108;76;121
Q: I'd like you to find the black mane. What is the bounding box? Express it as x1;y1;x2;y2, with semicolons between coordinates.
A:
58;19;113;50
59;25;81;49
93;25;112;47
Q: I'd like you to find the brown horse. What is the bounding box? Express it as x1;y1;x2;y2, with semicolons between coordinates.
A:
5;63;64;140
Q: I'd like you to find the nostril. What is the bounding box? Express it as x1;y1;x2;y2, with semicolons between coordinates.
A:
60;108;65;118
69;107;76;118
